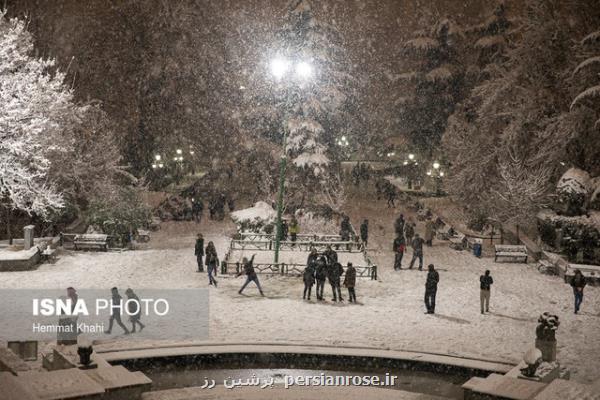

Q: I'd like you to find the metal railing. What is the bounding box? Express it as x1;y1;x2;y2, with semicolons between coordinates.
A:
221;261;376;279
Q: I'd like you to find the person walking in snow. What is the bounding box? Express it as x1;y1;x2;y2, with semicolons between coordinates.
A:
205;241;219;287
328;261;344;302
570;269;587;314
393;234;406;270
303;262;316;301
125;288;145;333
315;256;328;301
424;264;439;314
237;254;263;296
105;287;130;335
385;184;397;208
194;233;205;272
424;218;435;247
340;215;352;242
343;262;357;303
192;198;204;223
395;214;405;237
360;219;369;248
480;270;493;314
409;233;425;270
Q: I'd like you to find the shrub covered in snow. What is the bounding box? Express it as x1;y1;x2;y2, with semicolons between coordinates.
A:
230;201;277;233
555;168;590;216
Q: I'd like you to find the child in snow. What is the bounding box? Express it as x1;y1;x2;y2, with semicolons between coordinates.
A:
237;254;263;296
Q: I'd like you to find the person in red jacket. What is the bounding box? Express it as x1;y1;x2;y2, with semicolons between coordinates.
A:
393;234;406;270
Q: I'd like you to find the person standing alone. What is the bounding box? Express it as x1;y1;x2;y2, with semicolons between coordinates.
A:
570;269;587;314
480;270;493;314
409;233;425;270
344;262;357;303
360;219;369;248
424;264;439;314
205;241;219;287
194;234;204;272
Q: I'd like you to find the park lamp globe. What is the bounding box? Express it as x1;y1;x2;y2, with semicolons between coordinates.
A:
271;58;290;80
408;153;415;160
296;61;313;79
433;161;440;170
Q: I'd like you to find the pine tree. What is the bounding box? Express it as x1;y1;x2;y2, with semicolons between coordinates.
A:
242;0;358;211
395;15;466;153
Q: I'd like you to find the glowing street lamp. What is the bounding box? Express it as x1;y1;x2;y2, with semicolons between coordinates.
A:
433;161;440;170
270;56;314;264
408;153;415;160
296;61;313;79
271;58;290;80
155;154;161;161
176;149;182;155
152;164;157;169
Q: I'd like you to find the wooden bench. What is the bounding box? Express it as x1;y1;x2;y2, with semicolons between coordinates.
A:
564;263;600;284
494;244;528;263
73;234;109;251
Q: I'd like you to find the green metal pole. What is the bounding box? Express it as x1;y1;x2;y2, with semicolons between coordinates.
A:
274;131;288;264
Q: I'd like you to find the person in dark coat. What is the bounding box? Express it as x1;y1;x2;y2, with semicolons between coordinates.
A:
340;215;352;242
105;287;130;335
328;261;344;302
324;245;338;266
315;256;328;301
424;264;439;314
306;248;318;269
280;219;289;241
289;216;299;243
194;233;204;272
360;219;369;247
125;288;145;333
385;184;397;208
480;270;493;314
343;262;357;303
405;221;415;244
237;254;263;296
570;269;587;314
227;197;235;212
409;233;425;270
395;214;405;237
205;241;219;287
303;263;316;300
393;234;406;270
192;198;204;223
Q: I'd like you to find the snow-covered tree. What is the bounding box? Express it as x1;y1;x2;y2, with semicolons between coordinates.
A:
443;0;600;224
0;14;79;217
394;15;467;153
241;0;358;211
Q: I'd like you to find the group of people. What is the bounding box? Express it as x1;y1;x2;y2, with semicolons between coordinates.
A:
391;214;421;270
279;216;300;242
194;233;219;287
351;162;372;186
303;246;357;303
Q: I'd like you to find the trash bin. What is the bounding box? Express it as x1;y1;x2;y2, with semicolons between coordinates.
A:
473;240;482;258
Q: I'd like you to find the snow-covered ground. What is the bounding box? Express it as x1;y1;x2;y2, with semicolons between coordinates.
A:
0;196;599;384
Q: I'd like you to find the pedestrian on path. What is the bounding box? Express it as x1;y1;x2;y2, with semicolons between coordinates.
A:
360;219;369;248
424;264;439;314
205;241;219;287
195;233;204;272
409;233;425;270
125;288;145;333
289;216;300;243
393;234;406;270
344;262;357;303
237;254;263;296
425;218;435;246
480;270;493;314
405;221;415;244
570;269;587;314
105;287;130;335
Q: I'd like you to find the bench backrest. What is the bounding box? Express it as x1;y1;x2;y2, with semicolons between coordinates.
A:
494;245;527;253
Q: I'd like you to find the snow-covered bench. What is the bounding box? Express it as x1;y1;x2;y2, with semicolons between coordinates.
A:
73;234;109;251
494;244;527;263
564;263;600;284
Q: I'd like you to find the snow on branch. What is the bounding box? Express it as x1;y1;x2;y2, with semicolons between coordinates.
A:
582;30;600;45
571;85;600;110
573;55;600;76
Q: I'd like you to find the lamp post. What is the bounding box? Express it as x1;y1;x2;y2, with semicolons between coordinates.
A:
271;57;313;264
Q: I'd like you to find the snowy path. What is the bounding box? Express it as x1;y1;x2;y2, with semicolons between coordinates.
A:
0;200;599;384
